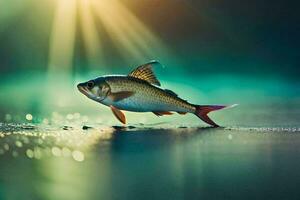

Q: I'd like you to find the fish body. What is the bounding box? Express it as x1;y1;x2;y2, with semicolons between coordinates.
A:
101;75;195;113
77;61;236;127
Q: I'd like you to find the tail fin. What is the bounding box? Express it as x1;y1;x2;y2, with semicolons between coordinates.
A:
194;104;237;127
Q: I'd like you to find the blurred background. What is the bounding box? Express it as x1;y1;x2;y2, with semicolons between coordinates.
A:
0;0;299;126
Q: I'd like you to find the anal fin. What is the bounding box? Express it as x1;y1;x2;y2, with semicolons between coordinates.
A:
153;111;173;117
110;106;126;124
177;112;187;115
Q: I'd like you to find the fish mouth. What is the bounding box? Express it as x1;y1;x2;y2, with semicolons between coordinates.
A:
77;83;106;102
77;83;89;96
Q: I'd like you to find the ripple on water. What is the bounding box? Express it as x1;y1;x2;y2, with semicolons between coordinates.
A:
225;126;300;133
1;122;300;161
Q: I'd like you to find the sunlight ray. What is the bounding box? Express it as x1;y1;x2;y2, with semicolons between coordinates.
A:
93;0;146;62
109;0;163;57
92;0;171;62
48;0;77;72
78;0;103;68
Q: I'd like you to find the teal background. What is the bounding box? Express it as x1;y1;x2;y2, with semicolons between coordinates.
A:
0;0;299;125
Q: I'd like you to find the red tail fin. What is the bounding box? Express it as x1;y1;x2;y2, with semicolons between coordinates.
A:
194;105;228;127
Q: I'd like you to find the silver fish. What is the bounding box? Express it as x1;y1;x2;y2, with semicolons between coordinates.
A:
77;61;236;126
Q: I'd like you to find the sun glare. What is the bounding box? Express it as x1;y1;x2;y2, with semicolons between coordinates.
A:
48;0;170;71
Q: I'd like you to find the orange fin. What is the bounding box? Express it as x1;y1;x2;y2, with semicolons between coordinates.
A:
153;111;173;116
110;106;126;124
177;112;187;115
109;91;134;102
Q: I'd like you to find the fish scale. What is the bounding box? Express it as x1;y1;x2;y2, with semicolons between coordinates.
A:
103;76;195;113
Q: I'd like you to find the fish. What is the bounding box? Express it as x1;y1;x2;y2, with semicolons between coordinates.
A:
77;61;236;127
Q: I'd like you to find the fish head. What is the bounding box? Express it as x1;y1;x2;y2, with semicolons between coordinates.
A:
77;77;110;102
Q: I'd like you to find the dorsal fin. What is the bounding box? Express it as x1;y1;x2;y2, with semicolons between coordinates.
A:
164;89;178;97
128;61;161;86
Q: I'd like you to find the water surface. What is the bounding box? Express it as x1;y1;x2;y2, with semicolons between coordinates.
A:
0;122;300;200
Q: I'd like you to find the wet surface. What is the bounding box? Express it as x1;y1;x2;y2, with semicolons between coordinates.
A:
1;122;300;200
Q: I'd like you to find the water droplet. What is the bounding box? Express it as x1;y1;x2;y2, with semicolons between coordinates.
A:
37;138;43;145
12;151;18;157
43;118;49;125
34;148;42;159
66;114;74;120
72;150;84;162
15;141;23;148
62;147;71;157
3;143;9;151
26;149;34;158
26;114;33;121
51;147;61;157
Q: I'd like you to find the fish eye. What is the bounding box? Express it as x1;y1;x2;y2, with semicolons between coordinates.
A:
87;81;94;88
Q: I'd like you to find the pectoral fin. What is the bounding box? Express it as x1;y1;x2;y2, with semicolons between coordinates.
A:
153;111;173;117
110;106;126;124
108;91;134;102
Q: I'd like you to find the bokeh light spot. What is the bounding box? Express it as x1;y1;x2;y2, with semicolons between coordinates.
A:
52;147;62;157
26;114;33;121
72;150;84;162
26;149;34;158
